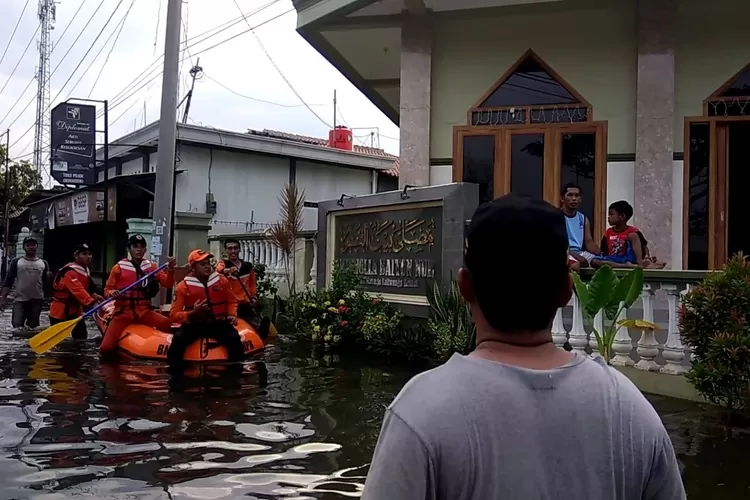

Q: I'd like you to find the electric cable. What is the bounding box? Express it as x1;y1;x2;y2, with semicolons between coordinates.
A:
0;0;31;67
0;25;40;97
49;0;107;78
231;0;331;128
53;0;90;52
88;0;138;98
203;72;324;108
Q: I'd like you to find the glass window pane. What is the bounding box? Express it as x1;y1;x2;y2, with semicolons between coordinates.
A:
462;135;495;205
481;57;577;107
687;123;710;270
560;133;596;229
510;134;544;200
718;68;750;97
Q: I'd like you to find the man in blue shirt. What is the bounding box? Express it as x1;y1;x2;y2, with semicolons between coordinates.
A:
561;183;600;268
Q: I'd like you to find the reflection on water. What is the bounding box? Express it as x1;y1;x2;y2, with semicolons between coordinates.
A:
0;322;749;498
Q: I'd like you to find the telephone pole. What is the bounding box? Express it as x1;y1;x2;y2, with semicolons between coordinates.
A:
33;0;56;179
181;58;203;124
150;0;183;266
3;129;10;278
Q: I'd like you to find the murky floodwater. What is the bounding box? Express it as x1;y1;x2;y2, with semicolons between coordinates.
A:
1;317;749;499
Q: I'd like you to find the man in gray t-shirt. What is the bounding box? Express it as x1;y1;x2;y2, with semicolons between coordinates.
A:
363;195;685;500
1;237;50;328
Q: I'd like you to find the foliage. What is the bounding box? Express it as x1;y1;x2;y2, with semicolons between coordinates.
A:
680;254;750;415
253;263;278;316
0;145;41;211
267;183;306;296
572;266;648;361
426;279;475;359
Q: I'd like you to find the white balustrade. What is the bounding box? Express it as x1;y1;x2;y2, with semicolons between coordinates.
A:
568;294;588;353
611;302;635;367
551;307;567;348
660;285;687;375
309;242;317;288
591;310;603;357
635;284;660;371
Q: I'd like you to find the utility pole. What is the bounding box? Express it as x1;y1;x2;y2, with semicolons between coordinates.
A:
2;129;10;278
333;89;337;131
33;0;55;180
181;58;203;124
150;0;183;266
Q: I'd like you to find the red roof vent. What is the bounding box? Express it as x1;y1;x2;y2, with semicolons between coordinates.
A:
328;126;353;151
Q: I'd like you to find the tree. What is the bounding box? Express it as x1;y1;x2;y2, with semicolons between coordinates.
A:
267;183;306;296
0;145;42;213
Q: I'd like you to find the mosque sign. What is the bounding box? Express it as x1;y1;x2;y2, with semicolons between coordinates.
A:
333;205;443;296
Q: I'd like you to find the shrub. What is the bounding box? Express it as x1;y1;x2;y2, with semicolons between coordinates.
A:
680;254;750;415
426;279;474;359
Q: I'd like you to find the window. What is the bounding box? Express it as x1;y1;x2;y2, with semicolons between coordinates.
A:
454;50;607;241
705;62;750;117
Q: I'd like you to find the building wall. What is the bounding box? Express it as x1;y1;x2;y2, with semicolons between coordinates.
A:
174;145;376;235
430;0;636;158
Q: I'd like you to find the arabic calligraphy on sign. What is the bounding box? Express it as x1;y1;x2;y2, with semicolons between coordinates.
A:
339;217;437;255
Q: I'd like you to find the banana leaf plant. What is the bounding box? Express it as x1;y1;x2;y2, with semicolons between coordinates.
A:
572;266;651;361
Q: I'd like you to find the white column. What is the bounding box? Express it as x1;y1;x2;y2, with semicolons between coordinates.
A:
590;310;603;357
661;284;687;374
568;294;588;353
611;302;635;366
258;240;267;271
635;284;660;371
551;306;567;348
309;240;318;288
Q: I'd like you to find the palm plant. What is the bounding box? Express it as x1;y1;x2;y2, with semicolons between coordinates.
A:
267;183;306;296
426;279;476;358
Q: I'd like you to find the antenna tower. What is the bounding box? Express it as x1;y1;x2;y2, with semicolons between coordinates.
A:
33;0;56;177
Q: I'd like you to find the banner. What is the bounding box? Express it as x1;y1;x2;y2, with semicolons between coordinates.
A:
54;190;110;227
50;102;97;185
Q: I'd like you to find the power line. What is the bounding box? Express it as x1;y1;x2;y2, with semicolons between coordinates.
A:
0;24;40;97
203;72;325;108
231;0;331;128
0;0;32;67
52;0;90;52
50;0;107;78
88;0;138;98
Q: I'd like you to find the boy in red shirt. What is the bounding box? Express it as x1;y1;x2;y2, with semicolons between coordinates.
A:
591;201;666;269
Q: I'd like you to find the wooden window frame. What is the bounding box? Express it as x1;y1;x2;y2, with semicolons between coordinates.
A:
453;122;608;241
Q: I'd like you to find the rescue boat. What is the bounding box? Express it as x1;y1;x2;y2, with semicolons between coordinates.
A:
94;302;265;362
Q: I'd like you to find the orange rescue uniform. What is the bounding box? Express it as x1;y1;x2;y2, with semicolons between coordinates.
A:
50;263;96;320
170;271;238;324
100;258;174;354
215;259;256;304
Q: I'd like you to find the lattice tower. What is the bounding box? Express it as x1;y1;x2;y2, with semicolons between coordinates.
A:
33;0;55;177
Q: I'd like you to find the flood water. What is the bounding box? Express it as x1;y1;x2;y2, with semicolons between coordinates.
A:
1;319;749;499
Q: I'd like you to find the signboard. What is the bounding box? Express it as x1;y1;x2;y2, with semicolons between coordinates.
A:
332;205;443;297
50;102;97;185
54;190;110;227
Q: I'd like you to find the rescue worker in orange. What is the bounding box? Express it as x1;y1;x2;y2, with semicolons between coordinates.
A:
101;234;176;356
49;243;103;340
168;249;244;367
215;238;265;333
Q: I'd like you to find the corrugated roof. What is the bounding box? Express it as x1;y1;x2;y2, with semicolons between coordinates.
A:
248;129;399;177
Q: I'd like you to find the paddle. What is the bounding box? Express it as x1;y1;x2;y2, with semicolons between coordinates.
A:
29;263;170;354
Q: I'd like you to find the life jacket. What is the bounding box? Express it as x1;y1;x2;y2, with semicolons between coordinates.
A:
113;259;159;311
603;226;640;257
222;259;254;301
182;272;228;320
52;263;91;311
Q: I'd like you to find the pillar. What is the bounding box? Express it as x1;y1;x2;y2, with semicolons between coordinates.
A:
399;12;433;188
634;0;677;268
172;211;213;266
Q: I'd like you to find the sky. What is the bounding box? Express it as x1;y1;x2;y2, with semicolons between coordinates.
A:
0;0;400;185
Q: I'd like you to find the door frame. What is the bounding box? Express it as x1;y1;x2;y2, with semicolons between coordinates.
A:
683;115;750;269
453;122;608;240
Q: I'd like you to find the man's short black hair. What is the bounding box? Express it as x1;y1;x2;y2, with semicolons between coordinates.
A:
464;194;569;333
561;182;581;197
609;200;634;221
224;238;240;248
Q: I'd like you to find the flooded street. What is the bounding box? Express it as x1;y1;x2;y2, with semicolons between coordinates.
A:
0;316;749;499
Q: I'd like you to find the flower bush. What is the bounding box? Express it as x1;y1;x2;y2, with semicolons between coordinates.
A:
680;254;750;416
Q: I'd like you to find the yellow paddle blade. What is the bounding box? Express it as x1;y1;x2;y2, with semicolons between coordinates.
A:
29;317;83;354
268;321;278;337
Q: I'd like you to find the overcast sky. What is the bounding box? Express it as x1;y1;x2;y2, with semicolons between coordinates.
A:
0;0;399;184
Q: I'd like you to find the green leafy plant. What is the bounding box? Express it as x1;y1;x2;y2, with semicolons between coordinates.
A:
680;254;750;416
572;266;647;361
253;263;278;317
426;279;475;359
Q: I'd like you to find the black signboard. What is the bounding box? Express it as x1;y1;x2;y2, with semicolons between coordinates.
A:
50;102;97;185
333;205;443;296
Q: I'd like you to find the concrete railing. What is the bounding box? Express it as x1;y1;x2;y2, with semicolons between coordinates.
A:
555;270;706;375
208;231;317;297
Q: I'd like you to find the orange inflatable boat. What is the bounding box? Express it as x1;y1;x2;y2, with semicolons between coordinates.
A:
94;302;266;362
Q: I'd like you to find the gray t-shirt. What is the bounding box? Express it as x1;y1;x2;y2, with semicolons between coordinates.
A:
363;353;685;500
5;256;48;302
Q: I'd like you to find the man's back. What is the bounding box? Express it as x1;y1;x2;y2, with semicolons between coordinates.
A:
363;353;684;500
